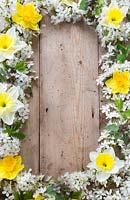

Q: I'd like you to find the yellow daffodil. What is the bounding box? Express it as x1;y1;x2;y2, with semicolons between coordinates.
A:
105;70;130;94
12;2;42;30
0;156;24;180
100;0;128;28
0;83;24;125
34;195;42;200
87;148;124;182
0;27;26;62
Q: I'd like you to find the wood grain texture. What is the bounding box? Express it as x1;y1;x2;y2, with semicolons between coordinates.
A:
39;18;99;177
21;36;40;174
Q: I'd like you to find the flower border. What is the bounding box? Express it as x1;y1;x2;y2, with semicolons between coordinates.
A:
0;0;130;200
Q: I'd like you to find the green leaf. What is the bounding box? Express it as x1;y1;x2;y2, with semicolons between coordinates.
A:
46;186;55;196
11;132;25;140
3;122;25;140
23;191;33;200
117;43;127;54
55;193;65;200
14;192;22;200
115;98;123;111
114;132;120;141
70;191;82;199
123;134;130;145
127;45;130;51
94;0;103;15
116;54;127;63
79;0;88;10
12;121;22;131
15;61;28;72
121;110;130;119
106;124;119;133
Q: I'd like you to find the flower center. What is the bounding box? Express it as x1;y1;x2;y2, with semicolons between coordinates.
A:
0;34;14;52
107;8;124;25
3;156;17;172
96;153;115;171
0;92;14;112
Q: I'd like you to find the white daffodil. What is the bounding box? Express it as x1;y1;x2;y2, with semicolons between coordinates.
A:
87;147;124;183
0;83;24;125
0;27;26;62
100;0;128;28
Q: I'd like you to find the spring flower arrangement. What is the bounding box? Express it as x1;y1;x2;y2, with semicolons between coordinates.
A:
0;0;129;199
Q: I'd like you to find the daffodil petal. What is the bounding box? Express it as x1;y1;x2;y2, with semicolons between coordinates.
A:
87;162;96;169
13;100;24;112
96;171;110;182
7;27;17;40
2;112;15;125
8;86;19;99
89;151;98;162
110;158;125;173
0;83;7;93
109;0;118;9
104;147;115;158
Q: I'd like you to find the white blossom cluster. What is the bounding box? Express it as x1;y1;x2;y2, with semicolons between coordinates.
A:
96;22;130;48
42;0;86;24
0;129;20;158
15;169;45;192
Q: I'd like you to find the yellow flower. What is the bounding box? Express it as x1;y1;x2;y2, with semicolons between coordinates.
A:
105;70;130;94
100;0;128;28
107;8;123;25
0;27;26;62
87;148;124;182
96;153;115;171
0;156;24;180
34;195;42;200
0;83;24;125
12;2;42;30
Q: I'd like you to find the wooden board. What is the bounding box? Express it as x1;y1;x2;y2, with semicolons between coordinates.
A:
21;36;40;174
21;17;100;177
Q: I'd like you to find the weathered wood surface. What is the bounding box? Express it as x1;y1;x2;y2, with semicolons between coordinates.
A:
21;36;40;174
21;17;100;177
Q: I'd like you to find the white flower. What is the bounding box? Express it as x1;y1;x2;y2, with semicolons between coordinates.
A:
0;129;20;158
100;0;128;28
0;27;26;62
87;147;124;182
0;83;24;125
